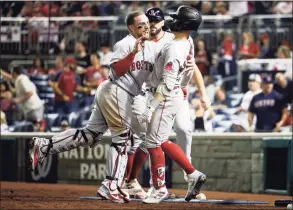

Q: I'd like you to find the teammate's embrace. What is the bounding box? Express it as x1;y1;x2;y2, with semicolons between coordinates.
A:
28;11;154;204
138;5;210;204
124;7;197;197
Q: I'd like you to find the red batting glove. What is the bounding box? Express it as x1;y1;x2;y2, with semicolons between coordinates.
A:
181;87;188;100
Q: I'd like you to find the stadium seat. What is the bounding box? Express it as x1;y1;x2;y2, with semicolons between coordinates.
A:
44;113;59;130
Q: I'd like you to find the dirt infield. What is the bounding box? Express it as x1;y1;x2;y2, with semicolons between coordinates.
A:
1;182;292;209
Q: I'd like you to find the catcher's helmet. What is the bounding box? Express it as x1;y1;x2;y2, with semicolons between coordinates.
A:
145;7;164;21
165;5;202;32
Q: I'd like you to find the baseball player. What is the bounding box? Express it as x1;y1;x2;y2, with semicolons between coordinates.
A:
124;7;195;196
139;6;210;203
248;74;288;132
29;11;158;203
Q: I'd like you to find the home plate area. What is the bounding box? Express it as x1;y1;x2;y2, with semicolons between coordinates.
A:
80;194;269;204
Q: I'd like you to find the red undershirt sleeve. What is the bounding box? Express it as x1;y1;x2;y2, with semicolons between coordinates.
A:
112;52;136;77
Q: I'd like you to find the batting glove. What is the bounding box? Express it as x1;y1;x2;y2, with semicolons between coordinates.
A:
138;105;155;124
137;98;160;123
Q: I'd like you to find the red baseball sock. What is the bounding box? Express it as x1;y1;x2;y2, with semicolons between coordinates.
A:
126;153;135;181
128;148;148;181
147;147;165;189
161;140;195;174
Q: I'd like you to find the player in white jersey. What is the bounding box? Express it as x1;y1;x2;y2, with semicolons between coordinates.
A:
123;7;195;197
28;11;157;204
138;6;210;204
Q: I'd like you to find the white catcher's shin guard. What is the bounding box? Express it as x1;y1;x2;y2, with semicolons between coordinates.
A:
39;128;103;155
101;140;131;202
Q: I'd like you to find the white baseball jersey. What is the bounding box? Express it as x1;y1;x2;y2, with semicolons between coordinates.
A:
150;39;193;89
109;35;158;96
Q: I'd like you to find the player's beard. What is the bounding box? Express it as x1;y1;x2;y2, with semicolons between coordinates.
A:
150;27;162;37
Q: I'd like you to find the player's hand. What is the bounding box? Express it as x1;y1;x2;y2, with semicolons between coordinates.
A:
185;55;195;72
200;94;211;111
273;121;283;132
138;105;155;124
132;36;147;54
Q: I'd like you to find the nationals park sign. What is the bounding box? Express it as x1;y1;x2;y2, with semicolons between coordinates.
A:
58;140;110;184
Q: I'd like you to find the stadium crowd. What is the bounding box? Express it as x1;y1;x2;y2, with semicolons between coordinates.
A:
0;1;292;133
1;1;292;18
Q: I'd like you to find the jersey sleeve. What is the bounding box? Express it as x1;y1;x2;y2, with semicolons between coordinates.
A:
53;70;62;82
163;45;184;77
248;95;256;113
110;39;133;65
20;76;35;93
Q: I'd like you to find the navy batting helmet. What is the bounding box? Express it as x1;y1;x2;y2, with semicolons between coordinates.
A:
145;7;164;22
165;5;202;32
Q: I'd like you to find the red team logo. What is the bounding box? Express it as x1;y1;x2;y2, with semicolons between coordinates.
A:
131;60;153;72
164;62;173;71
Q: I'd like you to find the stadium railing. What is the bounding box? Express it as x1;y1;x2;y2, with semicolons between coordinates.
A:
1;14;291;55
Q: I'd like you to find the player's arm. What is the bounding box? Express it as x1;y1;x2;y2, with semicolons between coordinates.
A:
274;107;289;132
248;112;254;131
248;98;255;131
192;63;210;110
139;59;181;123
111;37;145;77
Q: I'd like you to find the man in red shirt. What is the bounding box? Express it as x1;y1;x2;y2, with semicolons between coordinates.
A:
53;57;89;116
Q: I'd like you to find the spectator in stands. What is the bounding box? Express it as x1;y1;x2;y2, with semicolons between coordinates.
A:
254;2;273;14
213;86;228;111
99;65;110;83
269;45;292;79
0;80;15;125
274;73;293;105
194;39;211;77
10;66;45;124
98;44;114;66
228;1;249;19
215;1;228;15
238;74;262;113
217;32;237;90
28;57;47;75
259;33;275;59
121;2;144;16
83;53;102;106
79;3;98;29
53;57;89;116
239;32;260;59
75;41;91;68
60;119;71;131
0;110;9;133
272;1;292;14
248;74;288;132
48;56;64;77
201;1;215;15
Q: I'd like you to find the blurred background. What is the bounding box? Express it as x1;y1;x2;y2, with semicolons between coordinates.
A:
0;1;292;133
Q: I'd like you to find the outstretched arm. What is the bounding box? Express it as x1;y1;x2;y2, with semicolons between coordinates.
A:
192;64;210;110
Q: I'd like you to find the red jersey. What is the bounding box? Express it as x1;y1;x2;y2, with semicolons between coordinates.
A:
55;70;77;102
